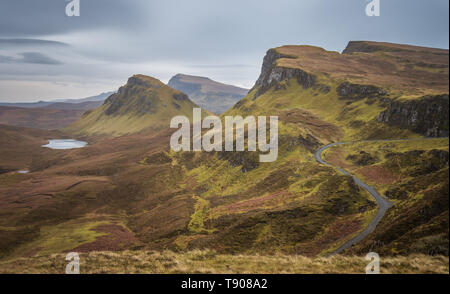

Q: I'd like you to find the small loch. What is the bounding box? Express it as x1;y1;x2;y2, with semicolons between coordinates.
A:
42;139;88;150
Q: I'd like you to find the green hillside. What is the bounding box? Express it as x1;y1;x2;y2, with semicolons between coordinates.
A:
66;75;201;136
228;42;448;141
169;41;449;256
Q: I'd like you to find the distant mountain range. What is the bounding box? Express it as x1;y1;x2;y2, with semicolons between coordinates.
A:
168;74;248;113
0;91;114;109
0;92;113;129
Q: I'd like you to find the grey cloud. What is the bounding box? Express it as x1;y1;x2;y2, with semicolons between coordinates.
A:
0;55;15;63
0;0;448;102
0;0;147;37
188;64;254;69
0;38;69;47
20;52;62;65
0;52;62;65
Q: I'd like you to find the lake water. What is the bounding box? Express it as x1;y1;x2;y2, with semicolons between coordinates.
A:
42;139;88;150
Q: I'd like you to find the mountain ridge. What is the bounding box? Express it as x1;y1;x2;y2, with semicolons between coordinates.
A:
0;91;114;108
168;73;248;114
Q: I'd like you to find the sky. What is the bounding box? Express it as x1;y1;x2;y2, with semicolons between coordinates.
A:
0;0;448;102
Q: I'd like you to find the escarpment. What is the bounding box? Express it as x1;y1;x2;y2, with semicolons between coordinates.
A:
251;49;316;99
378;95;449;137
337;82;387;101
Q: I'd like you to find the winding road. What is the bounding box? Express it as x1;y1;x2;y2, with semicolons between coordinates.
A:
316;137;448;255
315;141;394;256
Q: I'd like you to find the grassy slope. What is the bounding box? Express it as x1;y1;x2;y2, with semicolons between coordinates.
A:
156;42;448;256
178;41;448;256
323;138;449;256
58;70;389;257
66;75;202;136
0;250;447;274
0;125;63;171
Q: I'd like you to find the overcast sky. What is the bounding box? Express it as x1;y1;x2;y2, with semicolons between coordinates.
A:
0;0;448;102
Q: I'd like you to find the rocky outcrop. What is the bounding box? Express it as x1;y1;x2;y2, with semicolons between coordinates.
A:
172;93;189;101
126;75;160;89
337;82;387;100
251;49;316;99
378;95;449;137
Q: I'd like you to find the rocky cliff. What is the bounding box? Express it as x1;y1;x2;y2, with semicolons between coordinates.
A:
378;95;449;137
337;82;387;101
251;49;316;99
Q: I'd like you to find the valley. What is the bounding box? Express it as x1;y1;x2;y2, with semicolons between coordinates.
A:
0;41;448;273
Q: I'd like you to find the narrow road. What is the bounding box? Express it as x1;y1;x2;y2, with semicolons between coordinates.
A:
316;137;448;255
315;141;394;256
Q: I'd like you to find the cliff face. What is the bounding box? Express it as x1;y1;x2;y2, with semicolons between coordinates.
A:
244;43;448;139
378;95;449;137
337;82;387;101
251;49;316;99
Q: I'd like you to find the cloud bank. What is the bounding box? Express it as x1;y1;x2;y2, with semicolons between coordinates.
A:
0;0;448;102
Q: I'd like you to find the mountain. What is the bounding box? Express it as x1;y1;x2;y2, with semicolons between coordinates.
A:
230;41;448;140
52;91;114;104
0;101;53;108
0;91;113;108
168;74;248;114
66;74;201;136
218;40;449;255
